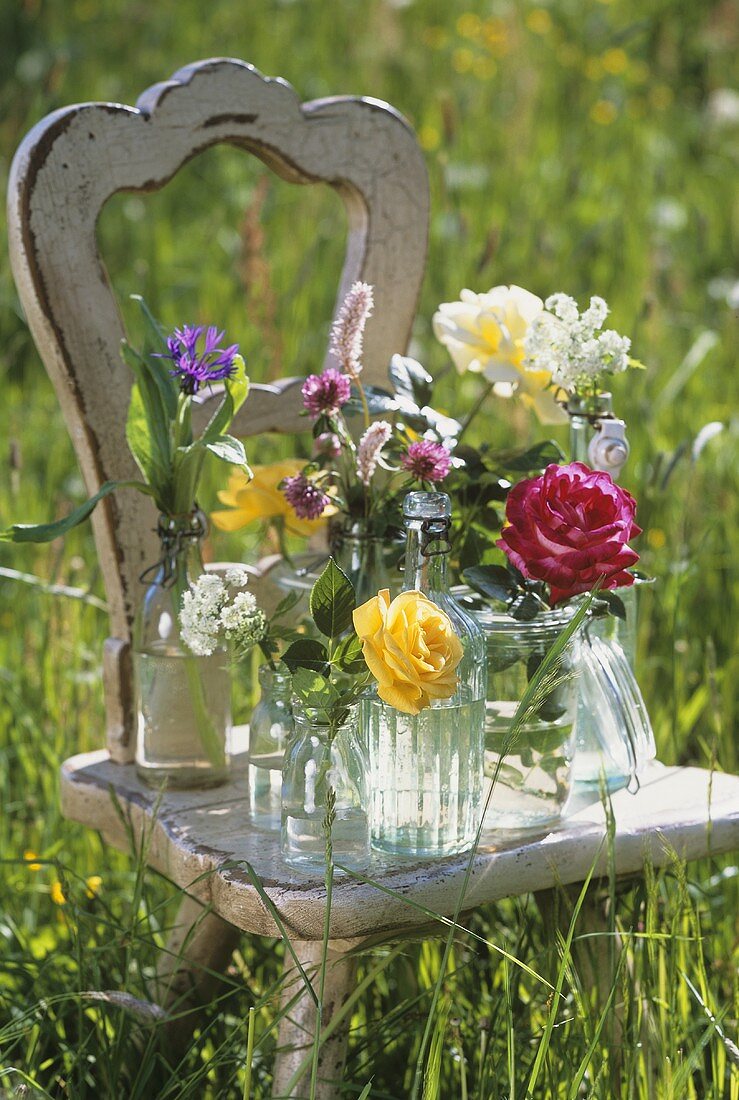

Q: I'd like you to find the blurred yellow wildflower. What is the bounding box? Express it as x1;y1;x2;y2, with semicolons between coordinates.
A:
650;85;674;110
473;56;497;80
482;18;508;51
452;47;475;73
421;26;449;49
24;850;41;871
602;47;628;75
590;99;619;125
211;461;333;537
419;124;441;151
51;881;66;905
526;9;552;35
585;57;604;81
647;528;666;550
86;875;103;898
457;12;482;38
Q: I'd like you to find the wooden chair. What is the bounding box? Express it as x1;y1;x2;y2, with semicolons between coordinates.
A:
9;58;739;1100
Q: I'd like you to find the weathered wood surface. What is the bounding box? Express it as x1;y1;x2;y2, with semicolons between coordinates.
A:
61;754;739;942
8;57;429;759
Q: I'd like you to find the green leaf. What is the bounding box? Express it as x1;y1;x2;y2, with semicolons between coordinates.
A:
332;632;368;674
272;590;301;619
226;353;249;417
598;591;627;621
291;667;339;710
204;434;251;474
309;558;356;640
462;564;518;604
0;480;152;543
511;592;542;622
282;639;330;674
389;353;433;407
503;440;564;472
131;294;170;353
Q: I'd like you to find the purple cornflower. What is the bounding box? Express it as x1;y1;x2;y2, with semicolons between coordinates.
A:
281;473;331;521
401;440;452;483
157;325;239;395
301;369;352;418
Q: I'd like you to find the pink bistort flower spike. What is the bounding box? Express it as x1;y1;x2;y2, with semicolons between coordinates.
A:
356;421;392;486
329;282;374;377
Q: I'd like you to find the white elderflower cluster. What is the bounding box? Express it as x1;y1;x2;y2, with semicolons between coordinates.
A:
524;293;631;395
180;571;266;657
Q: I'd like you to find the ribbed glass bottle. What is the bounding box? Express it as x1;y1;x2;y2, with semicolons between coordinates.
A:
363;492;487;857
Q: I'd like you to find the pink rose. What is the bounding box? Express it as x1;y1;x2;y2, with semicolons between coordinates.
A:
496;462;641;606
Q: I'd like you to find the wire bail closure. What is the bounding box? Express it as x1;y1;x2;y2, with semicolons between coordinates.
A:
139;508;208;587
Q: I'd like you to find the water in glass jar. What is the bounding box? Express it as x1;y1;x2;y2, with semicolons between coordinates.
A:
367;693;485;857
484;702;574;830
136;642;231;787
281;807;370;872
249;751;284;828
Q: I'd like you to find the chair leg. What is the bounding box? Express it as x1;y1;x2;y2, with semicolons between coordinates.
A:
157;893;242;1052
272;939;357;1100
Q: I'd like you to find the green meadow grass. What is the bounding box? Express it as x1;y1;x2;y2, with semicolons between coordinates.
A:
1;0;737;1095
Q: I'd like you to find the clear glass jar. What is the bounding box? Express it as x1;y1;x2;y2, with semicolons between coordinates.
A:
134;512;231;788
364;492;487;857
281;702;370;872
477;606;579;830
572;618;656;792
248;663;294;828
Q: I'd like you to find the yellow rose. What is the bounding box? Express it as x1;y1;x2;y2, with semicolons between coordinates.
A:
211;460;333;537
432;284;566;425
353;589;463;716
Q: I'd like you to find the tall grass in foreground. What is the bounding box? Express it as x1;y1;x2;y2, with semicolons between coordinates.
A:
1;0;737;1095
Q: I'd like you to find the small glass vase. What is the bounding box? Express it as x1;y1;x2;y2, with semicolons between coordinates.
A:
366;492;487;857
280;702;370;872
248;663;294;828
331;518;405;604
477;606;580;830
134;511;231;789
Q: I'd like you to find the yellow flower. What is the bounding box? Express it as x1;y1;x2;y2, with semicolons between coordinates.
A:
432;285;566;424
211;461;333;537
526;8;552;35
24;850;41;871
50;881;66;906
86;875;103;898
419;124;441;151
602;47;628;75
590;99;618;125
353;590;463;716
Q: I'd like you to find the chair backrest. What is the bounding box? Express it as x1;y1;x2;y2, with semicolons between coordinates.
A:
7;58;429;760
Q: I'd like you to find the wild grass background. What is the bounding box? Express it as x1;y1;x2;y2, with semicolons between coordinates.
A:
0;0;737;1096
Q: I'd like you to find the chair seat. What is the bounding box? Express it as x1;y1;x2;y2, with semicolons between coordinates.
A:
60;747;739;942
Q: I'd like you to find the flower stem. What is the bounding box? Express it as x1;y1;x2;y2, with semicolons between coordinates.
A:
457;380;495;443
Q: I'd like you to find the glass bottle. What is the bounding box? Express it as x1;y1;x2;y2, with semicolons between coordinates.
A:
281;701;370;872
134;511;231;788
477;605;580;829
364;492;487;857
567;393;655;787
248;663;294;828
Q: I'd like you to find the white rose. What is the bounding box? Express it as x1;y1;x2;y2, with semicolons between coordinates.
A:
433;284;566;424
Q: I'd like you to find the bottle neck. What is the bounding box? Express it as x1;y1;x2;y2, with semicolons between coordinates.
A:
403;517;450;595
566;393;613;466
146;511;206;589
259;664;292;697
